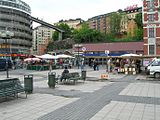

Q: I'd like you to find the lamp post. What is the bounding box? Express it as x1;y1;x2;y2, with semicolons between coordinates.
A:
0;30;14;78
105;50;110;72
74;44;83;69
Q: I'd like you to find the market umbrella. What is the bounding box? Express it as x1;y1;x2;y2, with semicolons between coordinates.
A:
24;58;41;62
56;54;75;59
37;54;58;59
121;53;140;57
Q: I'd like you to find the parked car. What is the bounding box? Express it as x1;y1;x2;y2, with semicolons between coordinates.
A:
146;58;160;78
0;58;13;70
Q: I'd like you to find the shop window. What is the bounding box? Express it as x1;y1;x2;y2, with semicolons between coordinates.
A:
152;61;160;66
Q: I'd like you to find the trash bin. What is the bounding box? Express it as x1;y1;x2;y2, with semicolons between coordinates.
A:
48;72;56;88
81;70;86;81
24;74;33;93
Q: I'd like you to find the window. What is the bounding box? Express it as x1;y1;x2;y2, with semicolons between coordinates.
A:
148;14;154;21
147;1;154;8
148;28;155;38
147;0;154;11
147;1;151;7
149;45;155;55
152;61;160;66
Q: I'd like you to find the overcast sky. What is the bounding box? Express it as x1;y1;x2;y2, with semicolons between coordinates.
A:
23;0;142;25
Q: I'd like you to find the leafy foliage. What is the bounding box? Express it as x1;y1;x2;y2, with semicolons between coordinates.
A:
73;23;107;43
134;13;143;40
134;28;143;40
47;38;74;51
52;23;73;41
134;13;143;28
110;12;122;35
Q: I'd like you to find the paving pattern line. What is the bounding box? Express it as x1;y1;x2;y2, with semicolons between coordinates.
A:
38;76;133;120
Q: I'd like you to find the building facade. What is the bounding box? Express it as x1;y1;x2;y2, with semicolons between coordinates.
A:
124;7;142;37
0;0;32;56
73;42;144;64
88;6;142;37
88;14;110;34
32;26;53;55
55;18;84;29
143;0;160;55
73;42;144;55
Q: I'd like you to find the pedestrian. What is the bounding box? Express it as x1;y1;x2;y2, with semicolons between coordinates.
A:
96;61;99;71
93;59;97;71
81;59;84;71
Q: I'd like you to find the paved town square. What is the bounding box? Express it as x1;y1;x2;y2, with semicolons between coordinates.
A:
0;0;160;120
0;67;160;120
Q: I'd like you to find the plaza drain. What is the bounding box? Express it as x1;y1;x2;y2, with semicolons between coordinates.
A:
61;95;75;98
70;89;75;91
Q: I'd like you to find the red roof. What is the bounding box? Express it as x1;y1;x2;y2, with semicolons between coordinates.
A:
73;42;144;52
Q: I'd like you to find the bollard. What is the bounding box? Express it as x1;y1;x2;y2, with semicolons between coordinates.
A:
24;74;33;93
48;72;56;88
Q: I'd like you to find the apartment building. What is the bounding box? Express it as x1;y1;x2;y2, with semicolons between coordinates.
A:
32;26;53;55
143;0;160;55
88;13;111;34
55;18;84;29
88;5;142;37
123;7;142;37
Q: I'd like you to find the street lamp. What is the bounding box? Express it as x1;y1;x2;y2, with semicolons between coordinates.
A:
74;44;83;69
105;50;110;72
0;30;14;78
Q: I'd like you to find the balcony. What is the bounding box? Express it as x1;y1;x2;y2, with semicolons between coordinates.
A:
0;14;31;25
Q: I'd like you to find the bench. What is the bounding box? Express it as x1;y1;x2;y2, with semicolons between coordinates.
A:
0;78;27;100
61;72;84;84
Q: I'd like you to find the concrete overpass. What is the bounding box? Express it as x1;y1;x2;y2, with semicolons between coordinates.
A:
30;16;64;40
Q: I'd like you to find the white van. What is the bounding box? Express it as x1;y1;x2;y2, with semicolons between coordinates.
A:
147;58;160;78
145;58;157;74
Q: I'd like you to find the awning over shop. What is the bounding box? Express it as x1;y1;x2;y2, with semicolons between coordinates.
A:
82;53;128;57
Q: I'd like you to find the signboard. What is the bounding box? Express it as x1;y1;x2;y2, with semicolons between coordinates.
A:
124;4;138;11
105;50;109;54
82;47;86;52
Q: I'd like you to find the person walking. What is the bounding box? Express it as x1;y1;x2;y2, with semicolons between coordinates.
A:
96;61;99;71
93;59;97;71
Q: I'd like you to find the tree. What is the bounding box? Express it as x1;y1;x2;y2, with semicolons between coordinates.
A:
134;13;143;28
110;12;122;35
47;38;74;51
52;23;73;41
134;13;143;40
73;23;107;43
134;28;143;40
